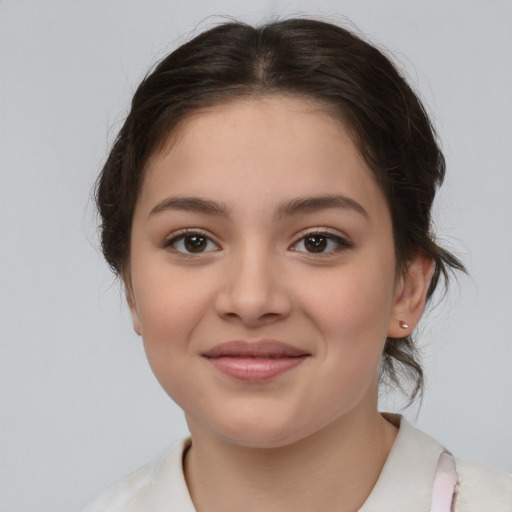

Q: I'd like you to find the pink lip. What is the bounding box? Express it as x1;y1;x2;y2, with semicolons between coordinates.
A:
202;340;310;381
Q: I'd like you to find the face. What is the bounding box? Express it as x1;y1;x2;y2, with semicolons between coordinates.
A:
128;96;415;448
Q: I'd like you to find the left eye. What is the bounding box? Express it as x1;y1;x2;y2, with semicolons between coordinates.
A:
291;233;350;254
166;233;219;254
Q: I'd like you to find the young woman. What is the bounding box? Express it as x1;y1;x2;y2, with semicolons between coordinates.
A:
84;18;511;512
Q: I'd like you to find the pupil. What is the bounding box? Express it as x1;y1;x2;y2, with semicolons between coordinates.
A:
185;235;207;252
305;235;327;253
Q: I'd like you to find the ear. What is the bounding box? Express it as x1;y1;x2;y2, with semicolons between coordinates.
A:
387;253;434;338
123;273;142;336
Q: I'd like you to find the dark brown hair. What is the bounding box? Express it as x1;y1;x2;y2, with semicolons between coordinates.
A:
96;18;465;401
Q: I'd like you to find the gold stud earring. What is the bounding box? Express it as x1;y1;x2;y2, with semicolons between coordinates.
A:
399;320;409;329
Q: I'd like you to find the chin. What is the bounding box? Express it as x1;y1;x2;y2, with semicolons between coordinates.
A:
220;428;304;449
187;406;309;449
215;410;323;450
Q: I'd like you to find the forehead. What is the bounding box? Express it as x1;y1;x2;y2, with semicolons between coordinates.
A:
138;96;387;220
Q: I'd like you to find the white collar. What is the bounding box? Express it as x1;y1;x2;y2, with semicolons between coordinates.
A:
121;416;446;511
360;415;447;511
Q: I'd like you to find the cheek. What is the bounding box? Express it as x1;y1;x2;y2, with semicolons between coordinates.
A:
133;272;211;402
303;273;392;414
131;262;213;356
303;266;395;338
296;259;396;387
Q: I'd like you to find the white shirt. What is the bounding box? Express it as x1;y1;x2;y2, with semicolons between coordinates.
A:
83;418;512;511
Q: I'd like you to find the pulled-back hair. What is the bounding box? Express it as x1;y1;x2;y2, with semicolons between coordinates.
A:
96;18;465;401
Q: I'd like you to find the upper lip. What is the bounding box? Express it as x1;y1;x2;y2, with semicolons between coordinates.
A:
202;340;309;358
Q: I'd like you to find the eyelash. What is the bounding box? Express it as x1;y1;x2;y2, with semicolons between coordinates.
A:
163;229;219;256
290;229;352;256
163;228;352;256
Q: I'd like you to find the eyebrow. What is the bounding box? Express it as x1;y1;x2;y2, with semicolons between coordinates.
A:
149;197;231;217
149;194;368;220
276;195;369;220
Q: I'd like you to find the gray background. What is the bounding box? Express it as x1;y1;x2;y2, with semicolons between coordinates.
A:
1;1;511;511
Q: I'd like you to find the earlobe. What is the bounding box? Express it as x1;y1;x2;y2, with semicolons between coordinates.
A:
125;284;142;337
388;254;434;338
129;303;142;336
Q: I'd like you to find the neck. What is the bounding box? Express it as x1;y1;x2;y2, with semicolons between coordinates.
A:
184;411;398;512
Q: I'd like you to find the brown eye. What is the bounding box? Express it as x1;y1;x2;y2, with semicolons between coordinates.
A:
291;232;351;255
166;232;219;254
304;235;328;253
184;235;207;253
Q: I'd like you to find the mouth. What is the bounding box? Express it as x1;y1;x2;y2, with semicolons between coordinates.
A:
202;340;310;381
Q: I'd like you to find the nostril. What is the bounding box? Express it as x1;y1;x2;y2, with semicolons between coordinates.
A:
261;312;283;319
213;270;293;325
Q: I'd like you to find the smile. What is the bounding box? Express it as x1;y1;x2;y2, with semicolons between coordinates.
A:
202;340;310;381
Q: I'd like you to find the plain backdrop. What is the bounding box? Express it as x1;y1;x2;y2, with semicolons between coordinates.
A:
1;1;511;511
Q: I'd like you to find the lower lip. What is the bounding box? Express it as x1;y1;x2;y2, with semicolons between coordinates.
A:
205;356;308;381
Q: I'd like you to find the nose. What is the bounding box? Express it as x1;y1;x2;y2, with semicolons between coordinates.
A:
214;246;292;327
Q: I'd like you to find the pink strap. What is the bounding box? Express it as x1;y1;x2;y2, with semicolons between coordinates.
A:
430;452;458;512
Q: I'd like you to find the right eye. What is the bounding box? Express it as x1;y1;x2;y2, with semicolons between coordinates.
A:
164;232;219;254
290;230;352;256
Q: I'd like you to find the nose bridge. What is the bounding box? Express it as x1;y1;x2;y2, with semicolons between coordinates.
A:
215;237;291;325
233;240;273;297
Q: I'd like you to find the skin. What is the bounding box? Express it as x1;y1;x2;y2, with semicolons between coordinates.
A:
127;96;433;512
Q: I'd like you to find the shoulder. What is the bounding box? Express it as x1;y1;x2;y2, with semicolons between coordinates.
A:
82;438;194;512
364;415;512;512
391;416;512;511
82;457;159;512
455;457;512;512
